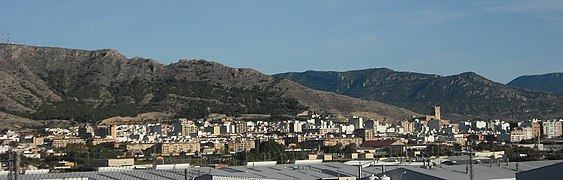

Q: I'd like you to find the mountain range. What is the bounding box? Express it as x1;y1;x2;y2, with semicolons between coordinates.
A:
0;44;416;128
1;44;560;129
275;69;563;120
508;73;563;94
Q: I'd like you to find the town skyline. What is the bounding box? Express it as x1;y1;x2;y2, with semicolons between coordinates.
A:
1;1;563;179
2;105;562;179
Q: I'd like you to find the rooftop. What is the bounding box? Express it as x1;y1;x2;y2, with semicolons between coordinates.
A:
3;160;562;180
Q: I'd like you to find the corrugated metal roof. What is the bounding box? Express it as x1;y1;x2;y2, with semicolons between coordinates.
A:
7;160;563;180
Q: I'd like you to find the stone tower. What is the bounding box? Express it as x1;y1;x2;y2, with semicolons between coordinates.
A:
432;105;441;120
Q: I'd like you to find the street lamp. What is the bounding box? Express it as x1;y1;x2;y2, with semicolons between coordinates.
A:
399;171;407;180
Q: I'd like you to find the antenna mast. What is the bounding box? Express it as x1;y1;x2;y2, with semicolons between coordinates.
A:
1;31;4;44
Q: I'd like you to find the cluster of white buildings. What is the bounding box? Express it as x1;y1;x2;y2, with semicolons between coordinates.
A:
1;106;562;169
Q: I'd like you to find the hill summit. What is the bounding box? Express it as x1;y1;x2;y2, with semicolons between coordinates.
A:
0;44;417;124
508;73;563;94
275;68;562;120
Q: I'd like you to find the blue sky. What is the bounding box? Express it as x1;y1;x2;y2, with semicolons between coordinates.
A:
1;0;562;83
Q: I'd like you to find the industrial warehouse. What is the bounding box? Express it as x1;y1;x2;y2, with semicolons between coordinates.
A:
2;159;562;180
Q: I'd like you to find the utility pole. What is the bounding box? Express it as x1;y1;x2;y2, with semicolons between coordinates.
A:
15;151;20;180
404;140;408;162
152;141;158;169
7;148;21;180
469;140;474;180
8;149;14;180
358;160;362;179
74;153;78;167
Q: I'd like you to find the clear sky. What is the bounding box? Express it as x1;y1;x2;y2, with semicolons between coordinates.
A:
1;0;562;83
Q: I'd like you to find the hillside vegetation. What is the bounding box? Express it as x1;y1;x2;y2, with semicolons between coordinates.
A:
0;44;417;125
276;69;563;120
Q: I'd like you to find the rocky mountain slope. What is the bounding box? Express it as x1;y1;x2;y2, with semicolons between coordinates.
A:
275;69;563;120
508;73;563;94
0;44;417;125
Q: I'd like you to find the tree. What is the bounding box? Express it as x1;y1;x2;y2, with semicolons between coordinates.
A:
247;139;298;164
232;151;247;166
343;143;357;154
323;143;342;153
454;143;463;151
424;144;452;156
